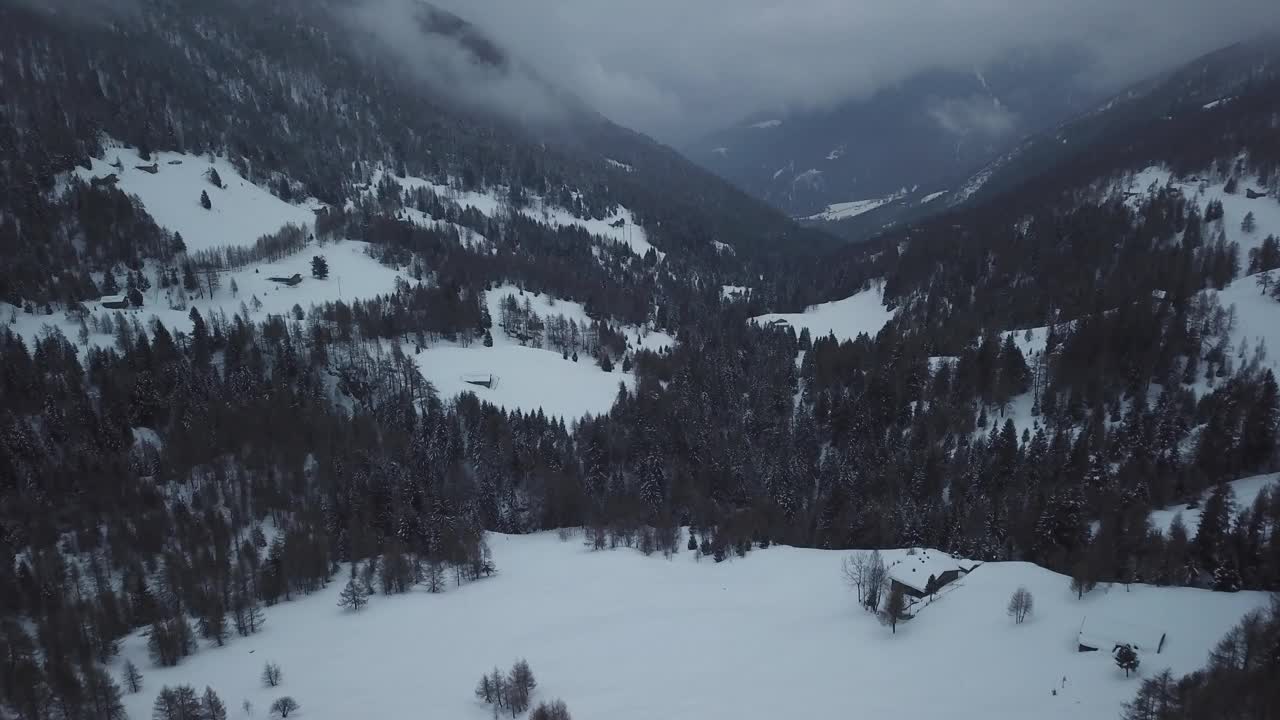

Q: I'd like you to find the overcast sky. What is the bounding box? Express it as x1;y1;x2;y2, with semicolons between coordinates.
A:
425;0;1280;144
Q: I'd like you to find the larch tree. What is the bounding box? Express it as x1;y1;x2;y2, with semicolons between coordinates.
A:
1007;586;1034;624
881;584;907;634
202;687;228;720
506;659;537;715
530;699;572;720
270;696;299;718
337;572;371;612
261;661;283;688
122;659;143;693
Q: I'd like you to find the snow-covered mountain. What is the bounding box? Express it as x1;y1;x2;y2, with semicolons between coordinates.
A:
687;49;1102;221
2;4;1279;720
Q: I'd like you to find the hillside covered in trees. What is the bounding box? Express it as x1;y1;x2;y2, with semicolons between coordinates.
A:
0;2;1278;719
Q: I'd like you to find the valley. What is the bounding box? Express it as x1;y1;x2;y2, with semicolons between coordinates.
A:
0;3;1279;720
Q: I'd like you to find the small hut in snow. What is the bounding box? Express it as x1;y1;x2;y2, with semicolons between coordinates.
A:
1077;616;1166;654
461;373;497;389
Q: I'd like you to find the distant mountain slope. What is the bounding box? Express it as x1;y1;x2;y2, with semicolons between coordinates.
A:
686;49;1101;220
810;37;1280;243
957;38;1280;207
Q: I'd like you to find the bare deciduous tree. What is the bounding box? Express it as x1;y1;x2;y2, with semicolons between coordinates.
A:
269;696;299;718
530;699;572;720
261;662;282;688
122;659;143;694
842;550;889;612
506;659;537;716
1007;586;1034;624
424;560;445;594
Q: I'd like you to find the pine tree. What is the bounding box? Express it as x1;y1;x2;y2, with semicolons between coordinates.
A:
337;575;370;611
311;255;329;279
200;190;212;210
1242;211;1257;234
1114;644;1140;677
1241;370;1278;468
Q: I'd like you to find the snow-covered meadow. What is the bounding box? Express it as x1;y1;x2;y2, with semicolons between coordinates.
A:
115;533;1268;720
412;286;674;419
751;283;896;342
72;144;321;254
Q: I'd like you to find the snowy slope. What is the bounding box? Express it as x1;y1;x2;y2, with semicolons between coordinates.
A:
113;533;1268;720
412;286;673;420
804;196;895;222
380;172;662;260
1149;472;1279;536
1124;167;1279;260
3;241;403;350
751;284;896;342
73;144;319;253
1206;269;1280;379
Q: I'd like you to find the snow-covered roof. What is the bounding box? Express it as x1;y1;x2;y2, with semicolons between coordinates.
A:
1077;616;1166;654
99;295;126;304
887;549;967;594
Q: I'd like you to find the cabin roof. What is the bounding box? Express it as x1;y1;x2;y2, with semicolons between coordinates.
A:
887;549;966;594
1077;616;1165;653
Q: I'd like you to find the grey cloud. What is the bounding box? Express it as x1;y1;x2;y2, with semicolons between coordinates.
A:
424;0;1280;143
338;0;574;128
928;95;1019;137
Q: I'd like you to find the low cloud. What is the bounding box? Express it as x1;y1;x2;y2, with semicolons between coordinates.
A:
337;0;574;128
424;0;1280;143
928;95;1019;137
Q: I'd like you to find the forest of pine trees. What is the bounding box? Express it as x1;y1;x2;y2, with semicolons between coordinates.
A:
0;2;1278;718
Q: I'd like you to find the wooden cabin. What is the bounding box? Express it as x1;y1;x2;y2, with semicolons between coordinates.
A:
268;273;303;287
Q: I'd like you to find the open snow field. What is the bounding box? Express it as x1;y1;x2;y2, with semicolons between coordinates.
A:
413;286;674;419
73;144;320;254
1209;268;1280;377
1124;167;1279;260
1148;472;1279;536
114;533;1268;720
752;283;896;342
